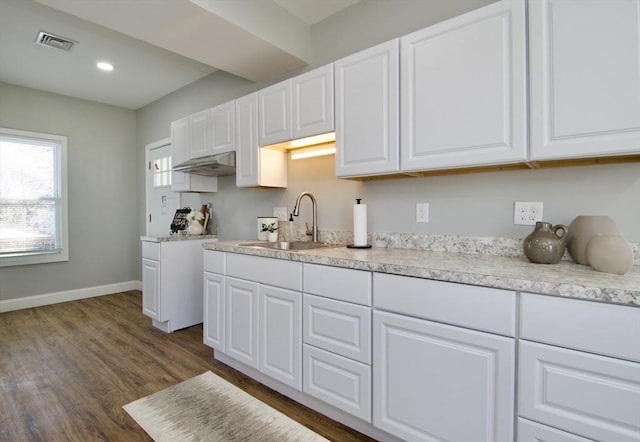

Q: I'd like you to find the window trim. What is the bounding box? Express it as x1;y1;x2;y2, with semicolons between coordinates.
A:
0;127;69;267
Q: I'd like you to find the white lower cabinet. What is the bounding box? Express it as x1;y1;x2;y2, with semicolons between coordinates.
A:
141;257;160;320
373;310;515;442
518;293;640;442
225;277;259;369
518;418;593;442
303;344;371;421
259;285;302;390
203;271;225;352
141;239;208;332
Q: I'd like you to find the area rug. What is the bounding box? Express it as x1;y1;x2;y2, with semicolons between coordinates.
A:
123;371;329;442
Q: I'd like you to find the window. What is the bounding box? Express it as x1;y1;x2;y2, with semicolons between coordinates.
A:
153;155;172;187
0;127;68;266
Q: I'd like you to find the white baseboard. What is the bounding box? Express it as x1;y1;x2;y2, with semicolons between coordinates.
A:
0;280;142;313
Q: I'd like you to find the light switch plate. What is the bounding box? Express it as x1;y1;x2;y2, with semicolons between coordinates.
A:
273;206;288;221
416;203;429;223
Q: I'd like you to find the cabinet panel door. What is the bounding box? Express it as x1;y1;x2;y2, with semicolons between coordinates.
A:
170;117;189;191
373;311;515;442
292;64;334;139
258;285;302;390
203;272;225;352
517;418;593;442
141;258;160;320
303;344;371;422
401;0;527;171
303;294;371;364
530;0;640;160
211;102;235;154
519;340;640;442
259;80;292;146
225;277;259;369
188;109;212;159
335;39;400;177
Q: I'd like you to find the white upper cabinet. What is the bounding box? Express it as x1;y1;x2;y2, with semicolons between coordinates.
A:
170;116;218;193
401;0;527;172
335;40;400;177
187;108;212;160
236;93;287;188
210;101;235;154
258;80;292;146
188;102;235;160
292;64;334;139
529;0;640;160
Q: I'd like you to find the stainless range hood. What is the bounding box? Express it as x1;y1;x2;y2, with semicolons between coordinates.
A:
173;151;236;177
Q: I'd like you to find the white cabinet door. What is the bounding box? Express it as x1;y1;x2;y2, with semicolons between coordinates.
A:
335;39;400;177
225;277;259;369
259;80;292;146
401;0;527;171
303;344;371;422
529;0;640;160
142;258;160;320
292;64;334;139
258;285;302;390
203;271;225;352
235;93;287;188
211;101;235;154
170;117;190;192
519;340;640;442
188;108;212;160
518;418;594;442
373;310;515;442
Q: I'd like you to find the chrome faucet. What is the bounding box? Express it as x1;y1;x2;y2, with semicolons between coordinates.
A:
292;192;318;242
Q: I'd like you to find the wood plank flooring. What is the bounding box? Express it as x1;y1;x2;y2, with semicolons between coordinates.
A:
0;291;374;442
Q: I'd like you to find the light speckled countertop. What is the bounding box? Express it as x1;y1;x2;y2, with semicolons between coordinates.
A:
203;240;640;307
141;235;218;243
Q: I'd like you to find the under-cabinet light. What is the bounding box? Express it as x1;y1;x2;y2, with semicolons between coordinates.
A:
97;61;114;71
290;146;336;160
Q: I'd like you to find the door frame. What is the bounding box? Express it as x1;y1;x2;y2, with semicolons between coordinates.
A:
145;137;180;236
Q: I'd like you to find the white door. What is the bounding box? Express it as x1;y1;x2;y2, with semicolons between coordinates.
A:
226;277;259;369
146;140;179;236
292;64;334;139
335;39;400;177
258;284;302;390
400;0;527;171
141;258;160;320
258;79;292;146
204;271;226;352
373;310;515;442
529;0;640;160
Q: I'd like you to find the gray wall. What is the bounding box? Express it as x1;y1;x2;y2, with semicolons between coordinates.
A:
0;81;138;301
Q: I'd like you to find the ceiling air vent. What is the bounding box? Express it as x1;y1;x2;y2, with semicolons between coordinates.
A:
35;31;76;51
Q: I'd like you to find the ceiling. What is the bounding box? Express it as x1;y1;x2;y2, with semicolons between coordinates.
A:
0;0;360;110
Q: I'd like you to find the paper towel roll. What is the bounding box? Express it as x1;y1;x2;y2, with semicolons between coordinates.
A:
353;200;368;246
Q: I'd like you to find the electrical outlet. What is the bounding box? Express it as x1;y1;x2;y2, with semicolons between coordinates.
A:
416;203;429;223
273;206;288;221
514;202;543;225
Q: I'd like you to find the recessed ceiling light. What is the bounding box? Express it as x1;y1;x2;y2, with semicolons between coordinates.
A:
97;62;114;71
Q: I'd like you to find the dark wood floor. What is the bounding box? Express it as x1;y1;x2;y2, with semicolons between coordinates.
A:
0;291;374;442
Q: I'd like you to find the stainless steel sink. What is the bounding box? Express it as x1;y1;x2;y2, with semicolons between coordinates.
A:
239;241;334;251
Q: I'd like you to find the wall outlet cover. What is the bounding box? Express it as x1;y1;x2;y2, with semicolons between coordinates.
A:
514;202;543;225
416;203;429;223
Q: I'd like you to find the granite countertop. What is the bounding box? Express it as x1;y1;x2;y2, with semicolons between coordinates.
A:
203;240;640;307
141;234;218;243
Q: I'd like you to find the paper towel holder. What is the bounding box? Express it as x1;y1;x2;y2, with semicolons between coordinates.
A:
347;198;372;249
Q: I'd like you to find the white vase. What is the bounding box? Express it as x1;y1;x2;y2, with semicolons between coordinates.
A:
566;215;620;265
188;220;203;235
586;234;634;275
268;231;278;242
257;217;278;240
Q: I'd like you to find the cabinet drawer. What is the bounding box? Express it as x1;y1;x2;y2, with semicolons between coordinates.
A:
303;294;371;364
374;273;516;336
141;241;160;260
227;254;301;291
519;340;640;442
303;344;371;422
203;250;226;274
521;293;640;362
303;263;371;306
518;418;593;442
